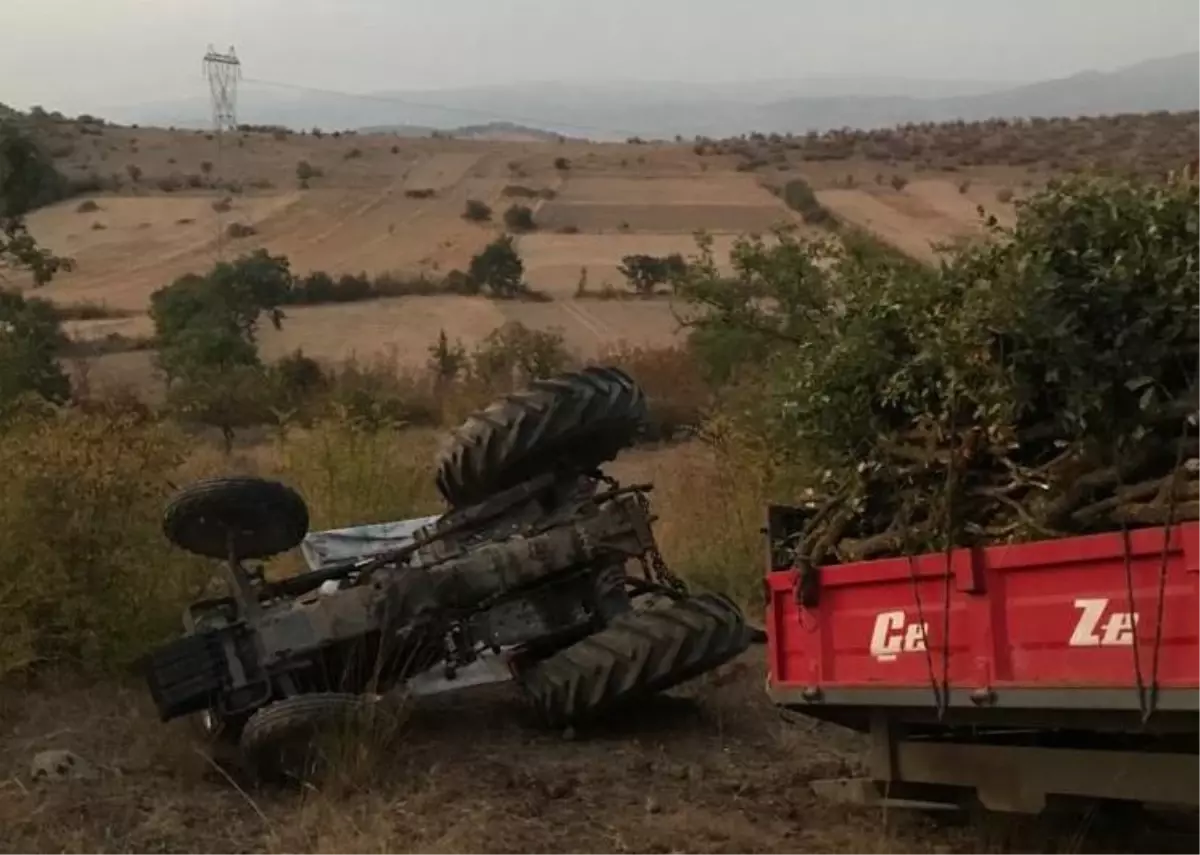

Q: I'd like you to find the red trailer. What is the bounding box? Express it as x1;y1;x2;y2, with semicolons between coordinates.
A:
764;509;1199;813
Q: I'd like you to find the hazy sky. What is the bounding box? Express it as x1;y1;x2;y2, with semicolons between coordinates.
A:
3;0;1197;113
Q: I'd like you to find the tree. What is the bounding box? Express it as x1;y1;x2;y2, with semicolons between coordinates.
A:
427;329;466;384
166;364;273;453
617;253;687;294
0;289;70;408
149;250;293;384
0;122;74;285
0;123;74;411
468;235;525;298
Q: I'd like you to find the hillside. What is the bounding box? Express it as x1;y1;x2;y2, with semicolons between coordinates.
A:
3;105;1192;403
765;52;1199;132
112;52;1200;140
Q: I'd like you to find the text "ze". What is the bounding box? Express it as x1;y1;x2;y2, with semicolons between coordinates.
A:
869;611;928;662
1069;598;1139;647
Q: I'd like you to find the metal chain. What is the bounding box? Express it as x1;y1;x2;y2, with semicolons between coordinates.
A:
632;489;688;595
647;542;687;595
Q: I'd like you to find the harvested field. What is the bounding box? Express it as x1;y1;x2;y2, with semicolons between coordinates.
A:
518;232;745;294
535;202;796;234
559;175;775;205
493;298;687;352
815;179;1022;260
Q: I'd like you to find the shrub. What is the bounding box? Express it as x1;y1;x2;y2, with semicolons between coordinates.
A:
997;187;1015;203
780;178;836;226
405;188;436;199
470;322;570;389
344;148;363;160
125;163;142;182
200;160;213;174
501;185;539;198
462;199;492;221
226;222;257;239
76;199;100;213
212;196;233;213
503;204;536;233
554;156;571;170
0;409;210;676
157;174;184;192
296;160;322;182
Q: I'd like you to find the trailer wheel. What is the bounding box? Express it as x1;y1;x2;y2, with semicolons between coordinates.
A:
435;366;647;508
518;592;751;728
163;477;309;560
239;693;375;784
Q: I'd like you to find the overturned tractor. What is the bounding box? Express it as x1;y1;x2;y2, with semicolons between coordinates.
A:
142;366;751;781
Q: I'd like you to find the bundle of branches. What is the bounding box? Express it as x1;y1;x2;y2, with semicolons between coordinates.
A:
679;173;1198;566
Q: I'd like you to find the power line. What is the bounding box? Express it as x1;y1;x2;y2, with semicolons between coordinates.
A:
240;75;645;140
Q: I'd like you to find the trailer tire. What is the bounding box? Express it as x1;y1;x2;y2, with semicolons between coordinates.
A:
435;366;647;508
518;592;750;728
240;693;375;784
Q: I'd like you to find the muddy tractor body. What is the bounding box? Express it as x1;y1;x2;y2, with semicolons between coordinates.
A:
141;367;750;779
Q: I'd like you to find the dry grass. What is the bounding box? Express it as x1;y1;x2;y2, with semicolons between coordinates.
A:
0;401;1190;853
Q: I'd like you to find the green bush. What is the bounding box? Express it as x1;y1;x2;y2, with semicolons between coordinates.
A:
678;174;1199;566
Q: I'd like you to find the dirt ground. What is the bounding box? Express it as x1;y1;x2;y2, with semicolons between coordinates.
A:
2;649;1190;855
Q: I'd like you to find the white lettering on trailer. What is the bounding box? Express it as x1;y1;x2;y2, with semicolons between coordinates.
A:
1069;598;1139;647
869;610;928;662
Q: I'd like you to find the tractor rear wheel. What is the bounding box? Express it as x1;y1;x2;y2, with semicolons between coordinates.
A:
518;592;750;728
435;366;647;508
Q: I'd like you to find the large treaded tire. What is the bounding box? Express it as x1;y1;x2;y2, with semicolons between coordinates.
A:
163;477;309;560
239;693;373;784
518;592;751;728
435;366;647;508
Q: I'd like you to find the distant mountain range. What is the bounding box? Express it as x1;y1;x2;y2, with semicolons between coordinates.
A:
110;52;1198;141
